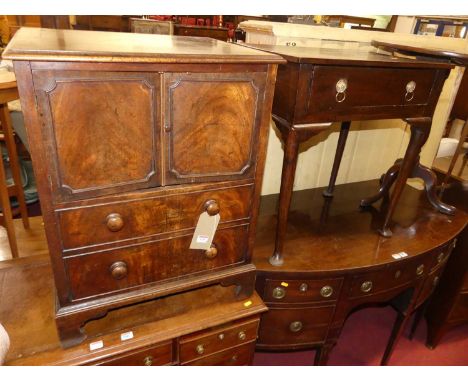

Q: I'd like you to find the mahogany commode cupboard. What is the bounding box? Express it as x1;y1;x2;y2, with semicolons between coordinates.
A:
2;27;283;347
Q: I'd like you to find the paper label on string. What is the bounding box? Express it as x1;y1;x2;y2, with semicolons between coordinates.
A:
189;211;220;250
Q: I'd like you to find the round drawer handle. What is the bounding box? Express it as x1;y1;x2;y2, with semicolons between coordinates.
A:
204;199;220;216
289;321;303;333
416;264;425;276
361;281;373;293
433;276;440;287
299;283;308;293
205;243;218;259
218;333;225;340
272;286;286;299
109;261;128;280
238;331;246;341
196;344;205;355
320;285;334;298
405;81;416;102
106;213;124;232
437;252;445;263
143;356;153;366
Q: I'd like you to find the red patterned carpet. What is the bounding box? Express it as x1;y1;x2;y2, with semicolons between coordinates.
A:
253;306;468;366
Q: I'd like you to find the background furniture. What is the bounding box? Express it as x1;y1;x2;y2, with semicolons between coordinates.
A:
4;27;282;348
130;18;173;35
0;70;29;259
0;255;266;365
252;180;466;365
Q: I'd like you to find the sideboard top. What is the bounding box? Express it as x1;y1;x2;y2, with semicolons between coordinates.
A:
2;27;285;64
242;43;454;69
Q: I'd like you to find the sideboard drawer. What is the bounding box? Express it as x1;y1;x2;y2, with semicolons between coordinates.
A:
65;224;248;300
414;266;446;308
296;65;437;122
58;184;253;250
181;342;255;366
257;306;333;346
179;318;259;363
94;341;172;366
263;278;343;303
348;257;433;299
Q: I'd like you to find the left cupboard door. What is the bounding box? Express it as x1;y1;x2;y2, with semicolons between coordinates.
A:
32;70;161;202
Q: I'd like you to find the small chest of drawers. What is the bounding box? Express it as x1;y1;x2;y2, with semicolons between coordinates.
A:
3;27;283;347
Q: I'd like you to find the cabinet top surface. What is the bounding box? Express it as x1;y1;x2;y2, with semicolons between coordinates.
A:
2;27;285;64
242;43;454;69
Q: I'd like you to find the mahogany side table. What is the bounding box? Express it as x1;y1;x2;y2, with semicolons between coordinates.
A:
244;43;455;266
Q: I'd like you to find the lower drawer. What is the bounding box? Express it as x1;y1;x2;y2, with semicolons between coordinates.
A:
181;342;255;366
257;306;334;347
65;224;248;300
93;341;172;366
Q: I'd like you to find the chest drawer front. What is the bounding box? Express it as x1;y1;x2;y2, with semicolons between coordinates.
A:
179;318;259;363
181;342;255;366
58;184;253;251
296;65;437;122
257;306;334;346
163;71;266;185
263;278;343;304
348;256;433;299
65;224;248;300
94;341;172;366
32;70;161;202
415;267;446;309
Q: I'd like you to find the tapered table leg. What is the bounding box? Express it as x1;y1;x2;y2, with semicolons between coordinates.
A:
270;130;300;266
323;121;351;197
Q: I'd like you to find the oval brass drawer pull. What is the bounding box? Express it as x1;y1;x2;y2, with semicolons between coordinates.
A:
143;356;153;366
395;270;401;279
437;252;445;263
238;331;246;341
106;213;124;232
196;344;205;355
109;261;128;280
272;286;286;299
416;264;425;276
289;321;303;333
361;281;373;293
320;285;334;298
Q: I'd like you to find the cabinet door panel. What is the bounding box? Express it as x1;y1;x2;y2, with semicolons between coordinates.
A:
32;70;160;202
164;72;265;185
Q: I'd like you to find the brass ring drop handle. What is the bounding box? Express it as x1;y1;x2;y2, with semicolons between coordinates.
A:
320;285;333;298
416;264;425;276
106;213;124;232
335;78;347;103
143;356;153;366
360;281;373;293
405;80;416;102
205;243;218;259
110;261;128;280
289;321;303;333
204;199;220;216
272;286;286;299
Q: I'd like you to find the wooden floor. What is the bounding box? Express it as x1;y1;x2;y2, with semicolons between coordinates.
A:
0;216;48;261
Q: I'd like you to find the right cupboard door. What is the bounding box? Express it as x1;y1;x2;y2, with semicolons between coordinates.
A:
163;71;266;185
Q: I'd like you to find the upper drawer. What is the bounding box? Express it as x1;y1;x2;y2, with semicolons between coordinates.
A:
32;70;161;202
263;278;343;304
58;184;253;251
163;71;266;185
295;65;439;123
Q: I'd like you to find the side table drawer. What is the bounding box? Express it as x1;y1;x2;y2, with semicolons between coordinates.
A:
94;341;172;366
179;318;259;363
181;342;255;366
257;306;334;346
263;278;343;303
415;267;445;308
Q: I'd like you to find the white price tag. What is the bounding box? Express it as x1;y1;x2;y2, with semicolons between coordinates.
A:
89;340;103;351
120;331;134;341
392;252;408;260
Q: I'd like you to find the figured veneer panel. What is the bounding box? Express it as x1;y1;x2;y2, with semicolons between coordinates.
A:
65;224;249;300
164;72;265;184
57;183;253;250
32;70;160;201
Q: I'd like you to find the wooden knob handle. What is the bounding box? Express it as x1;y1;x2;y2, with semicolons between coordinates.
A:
106;213;124;232
205;244;218;259
204;199;220;216
110;261;128;280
